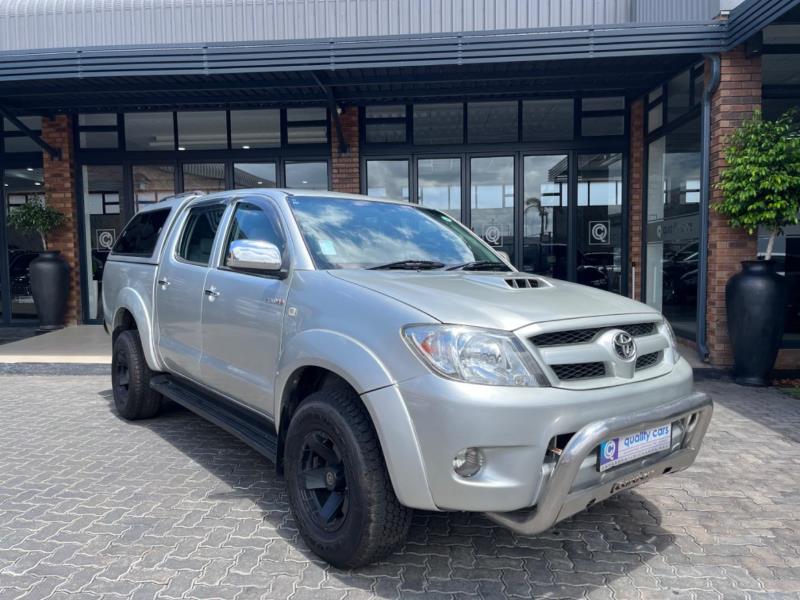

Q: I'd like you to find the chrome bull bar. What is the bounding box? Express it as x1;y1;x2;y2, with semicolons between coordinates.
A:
484;391;713;536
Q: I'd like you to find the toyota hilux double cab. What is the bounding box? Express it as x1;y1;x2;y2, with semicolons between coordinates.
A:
102;189;712;568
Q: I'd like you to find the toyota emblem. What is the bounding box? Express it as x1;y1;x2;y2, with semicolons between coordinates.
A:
612;331;636;361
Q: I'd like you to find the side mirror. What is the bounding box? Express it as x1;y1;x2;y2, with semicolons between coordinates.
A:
227;240;283;273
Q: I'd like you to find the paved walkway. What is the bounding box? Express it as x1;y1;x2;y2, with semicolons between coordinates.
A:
0;326;109;366
0;376;798;599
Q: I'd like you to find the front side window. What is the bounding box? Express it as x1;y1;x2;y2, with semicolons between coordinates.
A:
113;208;171;257
177;204;226;265
289;196;503;270
224;202;286;268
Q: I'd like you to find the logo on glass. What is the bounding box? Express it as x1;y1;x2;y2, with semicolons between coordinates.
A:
612;331;636;361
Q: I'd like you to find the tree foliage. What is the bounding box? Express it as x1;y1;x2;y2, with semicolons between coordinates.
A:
715;110;800;259
7;199;65;251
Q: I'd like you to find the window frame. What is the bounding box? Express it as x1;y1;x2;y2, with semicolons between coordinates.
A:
174;201;228;267
218;199;289;278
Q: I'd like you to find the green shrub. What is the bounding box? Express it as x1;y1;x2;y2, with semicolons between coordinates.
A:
7;199;65;251
716;110;800;260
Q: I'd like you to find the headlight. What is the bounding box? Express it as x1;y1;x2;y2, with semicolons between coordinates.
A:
662;318;681;364
403;324;548;387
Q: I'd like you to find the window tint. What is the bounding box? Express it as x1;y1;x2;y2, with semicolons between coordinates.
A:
177;205;226;265
113;209;171;256
224;203;285;268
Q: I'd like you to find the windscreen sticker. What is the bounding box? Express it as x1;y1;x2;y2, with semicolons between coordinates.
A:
318;239;337;256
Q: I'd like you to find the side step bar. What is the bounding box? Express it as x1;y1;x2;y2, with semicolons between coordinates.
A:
150;374;278;463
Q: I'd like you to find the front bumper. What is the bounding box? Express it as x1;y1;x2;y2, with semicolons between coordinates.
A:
484;390;712;536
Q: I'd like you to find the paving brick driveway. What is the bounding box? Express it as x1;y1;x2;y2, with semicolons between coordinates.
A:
1;375;799;600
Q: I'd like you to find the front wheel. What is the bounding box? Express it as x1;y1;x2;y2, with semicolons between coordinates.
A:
284;387;412;568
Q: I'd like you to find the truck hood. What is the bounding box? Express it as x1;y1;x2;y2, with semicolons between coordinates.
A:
328;270;660;331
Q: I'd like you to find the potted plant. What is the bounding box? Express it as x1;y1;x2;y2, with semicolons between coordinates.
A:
7;200;68;331
716;110;800;386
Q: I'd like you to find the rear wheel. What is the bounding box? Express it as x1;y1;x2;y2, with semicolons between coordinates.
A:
112;330;162;420
284;387;412;568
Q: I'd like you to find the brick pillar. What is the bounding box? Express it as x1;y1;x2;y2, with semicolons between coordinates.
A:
628;98;645;302
41;115;81;326
330;107;360;193
706;47;761;366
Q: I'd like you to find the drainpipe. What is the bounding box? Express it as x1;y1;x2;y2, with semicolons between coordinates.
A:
696;54;721;362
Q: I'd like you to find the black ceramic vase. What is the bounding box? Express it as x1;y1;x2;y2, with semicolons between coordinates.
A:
29;250;70;331
726;260;787;386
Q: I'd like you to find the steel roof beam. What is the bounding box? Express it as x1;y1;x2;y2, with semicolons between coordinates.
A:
0;107;60;159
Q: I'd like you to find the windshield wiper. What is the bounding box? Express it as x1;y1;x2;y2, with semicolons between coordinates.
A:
368;260;445;271
446;260;511;271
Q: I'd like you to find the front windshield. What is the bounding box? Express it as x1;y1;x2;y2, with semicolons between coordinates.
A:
288;195;506;270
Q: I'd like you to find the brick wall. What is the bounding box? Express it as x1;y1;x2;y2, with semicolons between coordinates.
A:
41;116;81;326
706;47;761;366
330;107;360;193
628;98;645;302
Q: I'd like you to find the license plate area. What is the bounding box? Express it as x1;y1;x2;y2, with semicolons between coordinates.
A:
598;423;672;472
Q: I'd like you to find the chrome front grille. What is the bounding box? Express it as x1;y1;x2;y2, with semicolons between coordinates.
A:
551;362;606;381
531;321;657;347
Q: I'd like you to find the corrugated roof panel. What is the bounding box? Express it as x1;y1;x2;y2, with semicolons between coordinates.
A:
0;0;723;52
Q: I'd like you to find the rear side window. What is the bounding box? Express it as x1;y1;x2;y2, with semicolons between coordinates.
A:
112;208;171;257
177;204;226;265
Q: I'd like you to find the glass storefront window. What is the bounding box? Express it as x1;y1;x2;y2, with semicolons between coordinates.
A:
3;117;43;153
230;110;280;149
667;70;692;122
522;155;569;280
285;161;328;190
522;100;573;142
287;108;328;144
79;114;117;126
418;158;461;220
364;105;407;143
413;103;464;145
177;111;227;150
234;163;277;188
4;167;45;320
81;165;124;320
366;160;409;200
125;112;174;151
581;116;624;136
468;102;518;143
577;153;623;293
644;118;700;338
132;165;175;211
183;163;226;193
470;156;515;263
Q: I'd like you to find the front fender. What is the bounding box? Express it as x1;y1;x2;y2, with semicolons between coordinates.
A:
276;329;435;509
112;288;160;372
275;329;394;418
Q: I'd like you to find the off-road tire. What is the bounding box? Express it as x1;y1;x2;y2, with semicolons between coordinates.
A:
284;387;412;568
112;330;162;420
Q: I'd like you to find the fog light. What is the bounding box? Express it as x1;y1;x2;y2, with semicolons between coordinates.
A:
453;447;485;478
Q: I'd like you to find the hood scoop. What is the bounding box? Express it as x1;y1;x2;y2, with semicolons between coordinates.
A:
463;274;546;290
504;277;540;289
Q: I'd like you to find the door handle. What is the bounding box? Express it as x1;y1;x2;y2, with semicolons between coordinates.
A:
204;287;220;298
158;278;170;287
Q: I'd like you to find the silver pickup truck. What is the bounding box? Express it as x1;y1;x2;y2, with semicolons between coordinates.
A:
102;189;712;568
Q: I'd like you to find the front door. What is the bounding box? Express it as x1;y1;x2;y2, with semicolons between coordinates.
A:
200;199;289;416
155;201;226;380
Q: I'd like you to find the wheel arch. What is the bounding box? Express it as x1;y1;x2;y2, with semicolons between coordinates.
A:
111;287;160;372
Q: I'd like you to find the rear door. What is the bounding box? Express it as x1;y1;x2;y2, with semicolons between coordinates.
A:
155;200;227;380
200;197;290;416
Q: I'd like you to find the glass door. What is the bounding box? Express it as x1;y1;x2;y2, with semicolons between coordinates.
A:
522;155;569;279
576;153;624;293
469;156;515;263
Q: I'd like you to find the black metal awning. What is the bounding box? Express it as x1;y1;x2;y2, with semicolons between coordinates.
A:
0;55;701;114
